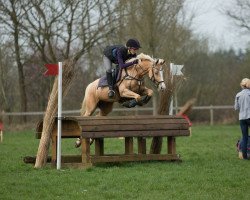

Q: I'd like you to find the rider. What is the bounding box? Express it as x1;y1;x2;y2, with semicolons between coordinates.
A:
103;38;141;98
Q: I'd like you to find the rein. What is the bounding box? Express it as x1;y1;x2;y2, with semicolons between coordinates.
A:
121;63;148;85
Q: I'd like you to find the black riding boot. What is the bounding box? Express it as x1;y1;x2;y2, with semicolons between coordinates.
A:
106;70;115;98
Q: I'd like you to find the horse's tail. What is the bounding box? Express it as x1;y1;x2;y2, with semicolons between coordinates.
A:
80;95;86;116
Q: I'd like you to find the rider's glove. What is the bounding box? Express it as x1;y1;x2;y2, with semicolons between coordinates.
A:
132;59;138;64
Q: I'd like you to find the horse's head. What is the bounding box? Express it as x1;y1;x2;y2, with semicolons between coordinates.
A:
148;58;166;91
128;53;166;91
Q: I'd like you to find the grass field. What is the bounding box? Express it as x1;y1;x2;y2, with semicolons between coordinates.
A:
0;125;249;200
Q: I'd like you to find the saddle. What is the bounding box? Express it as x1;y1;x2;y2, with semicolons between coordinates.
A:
98;65;121;88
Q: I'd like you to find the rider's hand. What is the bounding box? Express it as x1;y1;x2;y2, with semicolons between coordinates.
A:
132;59;138;64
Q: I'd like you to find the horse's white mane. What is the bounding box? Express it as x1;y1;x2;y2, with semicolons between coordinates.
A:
137;53;155;62
126;53;155;63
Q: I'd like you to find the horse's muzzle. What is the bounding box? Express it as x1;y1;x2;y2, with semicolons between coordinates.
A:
158;82;166;91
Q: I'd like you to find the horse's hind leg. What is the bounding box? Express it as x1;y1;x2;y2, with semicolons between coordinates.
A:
84;98;98;116
76;83;99;148
75;98;97;147
96;102;114;116
81;84;99;116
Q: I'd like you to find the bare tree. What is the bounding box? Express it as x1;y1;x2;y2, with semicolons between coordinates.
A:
0;46;12;114
0;0;28;122
224;0;250;32
21;0;119;64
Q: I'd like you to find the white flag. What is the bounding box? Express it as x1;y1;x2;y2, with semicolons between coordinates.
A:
170;64;184;76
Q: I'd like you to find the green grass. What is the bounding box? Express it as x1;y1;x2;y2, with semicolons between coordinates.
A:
0;125;249;200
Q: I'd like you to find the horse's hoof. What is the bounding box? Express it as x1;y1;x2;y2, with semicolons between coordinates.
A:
75;138;81;148
141;95;151;104
122;99;137;108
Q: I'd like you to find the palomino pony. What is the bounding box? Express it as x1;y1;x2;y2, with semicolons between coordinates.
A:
75;53;166;147
80;53;166;116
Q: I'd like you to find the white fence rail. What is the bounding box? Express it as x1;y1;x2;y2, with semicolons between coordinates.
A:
0;105;235;125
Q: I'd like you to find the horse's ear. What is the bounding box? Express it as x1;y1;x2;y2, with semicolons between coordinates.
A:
158;59;165;64
156;59;159;64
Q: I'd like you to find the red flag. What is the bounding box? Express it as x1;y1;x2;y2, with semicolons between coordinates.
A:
44;64;58;76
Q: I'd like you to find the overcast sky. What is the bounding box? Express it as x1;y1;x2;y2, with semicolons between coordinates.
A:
184;0;250;51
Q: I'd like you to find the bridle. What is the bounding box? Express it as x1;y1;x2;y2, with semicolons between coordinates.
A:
149;64;165;87
120;59;164;87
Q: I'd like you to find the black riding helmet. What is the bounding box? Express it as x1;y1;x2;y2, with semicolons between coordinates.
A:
126;38;141;49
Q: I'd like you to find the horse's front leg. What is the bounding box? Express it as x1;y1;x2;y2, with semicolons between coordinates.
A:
120;88;142;108
139;87;153;105
120;88;142;101
140;87;153;97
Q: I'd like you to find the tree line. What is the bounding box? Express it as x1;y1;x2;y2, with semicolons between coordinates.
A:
0;0;249;123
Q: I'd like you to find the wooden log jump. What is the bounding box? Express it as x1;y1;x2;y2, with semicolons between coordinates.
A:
34;115;190;168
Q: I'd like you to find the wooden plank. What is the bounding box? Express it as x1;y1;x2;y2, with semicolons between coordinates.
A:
36;118;81;139
78;118;187;126
23;155;82;164
125;137;133;154
80;123;189;132
23;156;52;164
78;119;187;126
138;137;146;154
82;129;190;138
74;115;185;121
61;155;82;163
90;154;180;163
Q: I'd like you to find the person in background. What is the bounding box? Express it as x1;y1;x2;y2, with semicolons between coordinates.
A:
103;38;141;98
234;78;250;160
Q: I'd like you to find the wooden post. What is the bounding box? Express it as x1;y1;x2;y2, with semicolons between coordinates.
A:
210;105;214;126
51;134;57;166
167;136;176;155
125;137;133;154
95;138;104;156
0;130;3;143
0;120;3;143
82;138;91;164
138;137;146;154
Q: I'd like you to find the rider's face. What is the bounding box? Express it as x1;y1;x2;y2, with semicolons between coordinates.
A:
129;48;138;55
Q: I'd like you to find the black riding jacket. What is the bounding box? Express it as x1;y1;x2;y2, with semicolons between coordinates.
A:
103;45;136;69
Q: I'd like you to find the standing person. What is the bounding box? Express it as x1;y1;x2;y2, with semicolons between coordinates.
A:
234;78;250;160
103;38;141;98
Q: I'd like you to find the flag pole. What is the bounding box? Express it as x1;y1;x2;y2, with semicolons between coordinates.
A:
57;62;62;170
169;63;174;115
